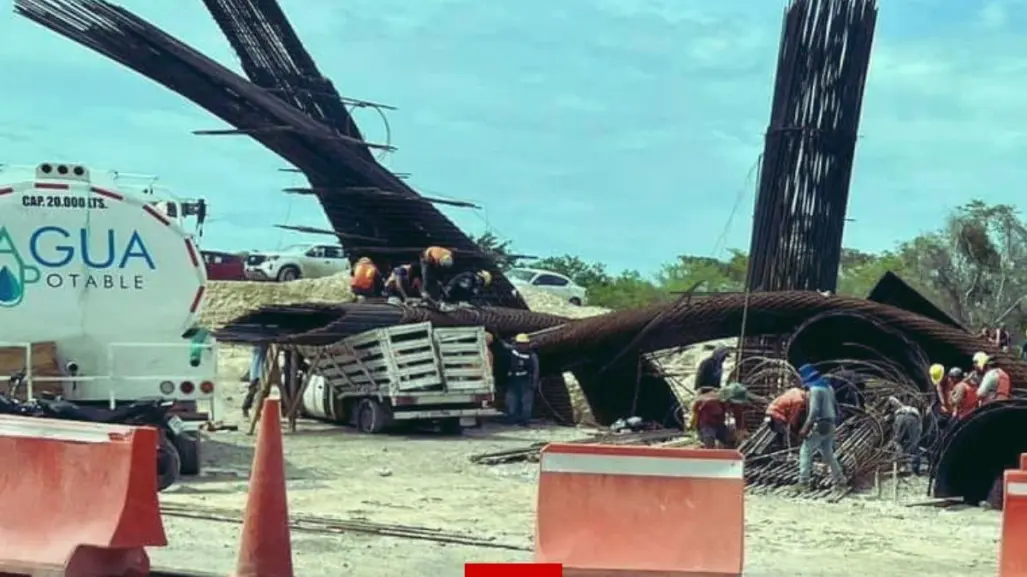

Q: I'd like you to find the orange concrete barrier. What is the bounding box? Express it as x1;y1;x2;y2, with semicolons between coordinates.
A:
1001;469;1027;576
0;415;166;576
233;398;294;577
535;443;744;576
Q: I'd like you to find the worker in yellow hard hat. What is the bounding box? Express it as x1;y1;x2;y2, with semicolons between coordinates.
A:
496;333;539;426
441;269;493;306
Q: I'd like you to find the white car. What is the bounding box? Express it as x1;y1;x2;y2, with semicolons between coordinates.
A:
243;244;350;282
507;268;588;306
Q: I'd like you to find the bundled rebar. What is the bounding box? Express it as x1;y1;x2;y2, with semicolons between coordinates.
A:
746;0;878;293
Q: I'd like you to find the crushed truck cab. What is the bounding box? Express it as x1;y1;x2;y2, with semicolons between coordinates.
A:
0;162;217;473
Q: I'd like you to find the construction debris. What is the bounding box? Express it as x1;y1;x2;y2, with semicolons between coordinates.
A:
469;429;687;466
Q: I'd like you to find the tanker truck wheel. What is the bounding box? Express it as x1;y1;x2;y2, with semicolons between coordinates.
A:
174;432;201;476
157;436;182;492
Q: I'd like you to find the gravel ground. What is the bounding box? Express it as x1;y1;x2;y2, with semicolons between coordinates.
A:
150;383;1001;577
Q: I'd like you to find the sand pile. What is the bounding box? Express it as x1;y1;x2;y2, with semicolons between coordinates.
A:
200;274;354;330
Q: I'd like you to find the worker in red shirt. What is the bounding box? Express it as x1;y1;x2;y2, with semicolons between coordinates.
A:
950;378;979;421
764;386;807;449
689;382;751;449
977;355;1012;405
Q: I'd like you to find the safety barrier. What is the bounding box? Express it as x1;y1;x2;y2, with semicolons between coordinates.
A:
535;443;744;576
0;415;166;576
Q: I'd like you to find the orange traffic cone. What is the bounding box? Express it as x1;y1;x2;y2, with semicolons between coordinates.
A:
233;398;294;577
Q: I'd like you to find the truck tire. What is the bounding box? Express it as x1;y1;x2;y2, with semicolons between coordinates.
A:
157;436;181;492
569;297;582;306
439;418;463;435
174;432;201;476
277;266;301;282
355;399;391;434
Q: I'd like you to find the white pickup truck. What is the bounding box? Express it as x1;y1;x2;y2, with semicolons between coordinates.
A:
298;322;500;434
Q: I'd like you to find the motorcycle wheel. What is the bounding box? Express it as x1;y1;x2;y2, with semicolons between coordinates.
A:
157;435;182;492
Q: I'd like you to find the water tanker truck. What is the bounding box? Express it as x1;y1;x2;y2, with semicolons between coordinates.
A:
0;161;217;475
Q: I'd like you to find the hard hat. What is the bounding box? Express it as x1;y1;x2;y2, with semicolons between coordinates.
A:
718;382;750;404
357;256;372;264
797;364;821;387
948;367;964;380
514;333;530;344
929;364;945;384
973;352;989;369
477;270;493;286
438;253;454;268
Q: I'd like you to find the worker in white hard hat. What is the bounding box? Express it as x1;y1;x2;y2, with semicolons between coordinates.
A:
967;352;989;386
496;333;539;426
442;269;492;306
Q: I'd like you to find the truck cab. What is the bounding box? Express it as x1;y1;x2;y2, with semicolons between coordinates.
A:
0;162;218;474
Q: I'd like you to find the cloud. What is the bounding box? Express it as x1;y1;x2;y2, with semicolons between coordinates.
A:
2;0;1027;275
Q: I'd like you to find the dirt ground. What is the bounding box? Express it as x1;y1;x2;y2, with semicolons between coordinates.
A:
151;381;1002;577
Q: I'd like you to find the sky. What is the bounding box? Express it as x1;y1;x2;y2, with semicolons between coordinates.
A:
2;0;1027;276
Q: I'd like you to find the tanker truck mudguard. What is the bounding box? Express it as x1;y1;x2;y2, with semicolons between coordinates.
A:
0;162;216;475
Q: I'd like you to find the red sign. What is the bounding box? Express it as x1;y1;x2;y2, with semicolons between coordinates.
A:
464;563;562;577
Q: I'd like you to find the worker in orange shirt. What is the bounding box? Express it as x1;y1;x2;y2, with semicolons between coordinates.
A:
977;354;1012;405
950;377;979;421
419;246;454;304
764;386;808;449
689;383;751;449
350;257;382;301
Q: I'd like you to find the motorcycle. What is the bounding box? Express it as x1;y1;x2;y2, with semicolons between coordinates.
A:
5;371;184;491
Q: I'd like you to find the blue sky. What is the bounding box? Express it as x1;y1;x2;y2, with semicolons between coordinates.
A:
2;0;1027;276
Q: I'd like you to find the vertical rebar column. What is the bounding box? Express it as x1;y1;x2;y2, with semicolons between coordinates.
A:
746;0;878;293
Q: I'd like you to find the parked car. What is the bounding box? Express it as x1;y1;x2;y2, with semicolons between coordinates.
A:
244;244;350;282
201;250;246;281
507;268;588;306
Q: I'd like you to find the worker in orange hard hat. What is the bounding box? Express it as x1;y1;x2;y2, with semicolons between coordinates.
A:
350;257;382;301
418;246;455;305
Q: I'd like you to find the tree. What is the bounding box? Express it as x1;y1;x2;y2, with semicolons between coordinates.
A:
530;255;610;288
897;200;1027;328
657;250;748;293
589;270;669;309
470;232;524;270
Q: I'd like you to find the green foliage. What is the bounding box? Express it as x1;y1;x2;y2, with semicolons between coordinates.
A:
469;232;523;271
477;200;1027;332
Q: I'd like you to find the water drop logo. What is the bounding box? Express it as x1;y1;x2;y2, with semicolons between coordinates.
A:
0;227;41;308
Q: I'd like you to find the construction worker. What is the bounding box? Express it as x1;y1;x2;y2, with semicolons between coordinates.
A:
797;364;846;489
968;351;989;386
689;382;750;449
497;333;539;426
695;345;731;391
764;386;808;449
382;264;421;304
977;354;1012;405
950;376;979;421
350;257;381;301
443;270;492;305
418;246;455;304
888;396;922;475
929;364;949;414
242;343;268;419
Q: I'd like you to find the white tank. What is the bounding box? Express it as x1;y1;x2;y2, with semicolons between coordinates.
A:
0;162;213;402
